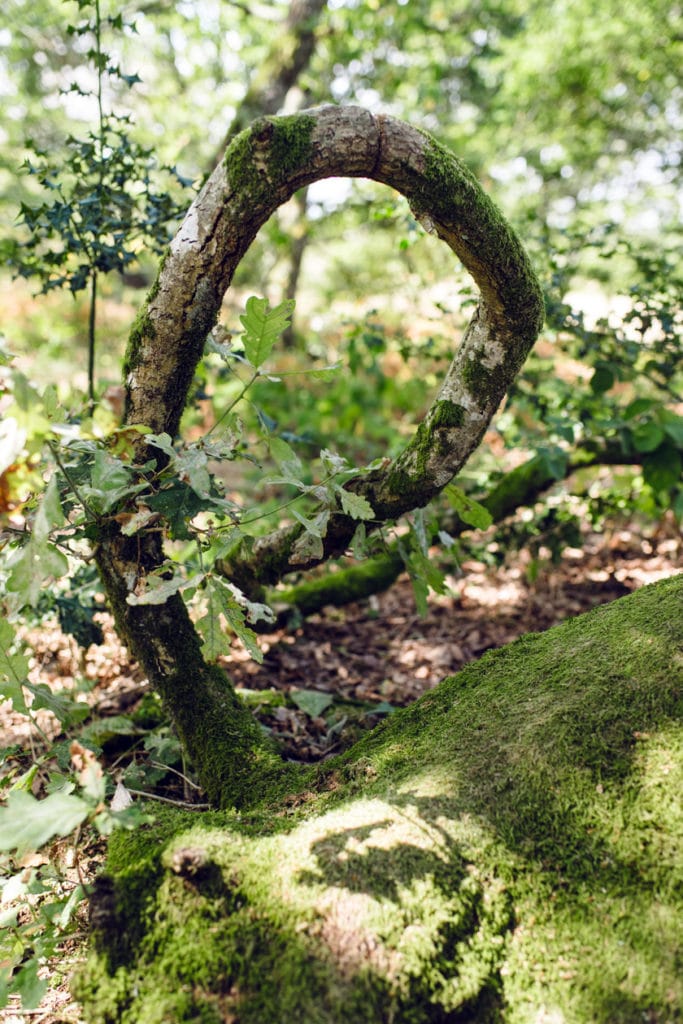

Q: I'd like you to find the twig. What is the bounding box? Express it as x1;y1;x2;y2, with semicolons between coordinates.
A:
149;761;204;791
125;788;210;808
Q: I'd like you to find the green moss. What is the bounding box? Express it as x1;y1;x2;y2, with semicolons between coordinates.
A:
421;136;500;228
122;252;169;380
224;114;316;201
381;400;466;510
429;397;466;429
462;352;499;406
76;576;683;1023
147;248;168;303
420;136;544;345
276;550;405;616
122;305;154;379
483;453;557;522
265;114;316;179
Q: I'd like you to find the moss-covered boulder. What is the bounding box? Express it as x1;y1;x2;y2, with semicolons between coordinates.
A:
75;574;683;1023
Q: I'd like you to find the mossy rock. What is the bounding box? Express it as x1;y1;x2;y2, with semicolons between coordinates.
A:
75;575;683;1023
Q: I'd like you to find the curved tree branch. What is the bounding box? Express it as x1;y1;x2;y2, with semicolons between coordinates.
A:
100;105;543;806
267;439;660;622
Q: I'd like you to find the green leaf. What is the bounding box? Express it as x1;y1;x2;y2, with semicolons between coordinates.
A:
0;789;90;856
120;506;160;536
590;361;615;394
146;480;206;539
0;620;29;713
8;541;69;608
631;421;666;453
126;571;187;606
350;523;368;559
337;487;375;521
80;715;138;746
623;397;655;420
12;959;48;1010
320;448;349;475
175;446;211;498
51;883;85;930
409;572;429;616
269;437;303;479
37;472;65;534
196;580;234;662
537;446;569;481
291;509;330;538
240;296;294;368
290;530;324;565
658;409;683;447
290;690;333;717
24;682;84;725
221;595;263;664
145;432;176;459
642;445;682;494
197;578;263;663
444;485;493;530
81;448;147;514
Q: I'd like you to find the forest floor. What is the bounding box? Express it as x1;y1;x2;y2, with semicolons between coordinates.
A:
1;520;681;1023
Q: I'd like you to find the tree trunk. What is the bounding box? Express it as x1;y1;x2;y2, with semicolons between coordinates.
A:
100;106;543;808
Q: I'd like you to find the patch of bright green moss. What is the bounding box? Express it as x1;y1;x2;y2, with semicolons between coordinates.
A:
420;135;544;344
122;306;154;379
224;114;316;202
75;575;683;1023
276;550;405;615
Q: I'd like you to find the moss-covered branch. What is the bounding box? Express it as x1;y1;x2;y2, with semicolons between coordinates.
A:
104;106;543;807
93;527;294;807
76;575;683;1023
249;438;659;622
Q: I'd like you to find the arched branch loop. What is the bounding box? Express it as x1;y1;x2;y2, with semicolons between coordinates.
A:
124;105;544;588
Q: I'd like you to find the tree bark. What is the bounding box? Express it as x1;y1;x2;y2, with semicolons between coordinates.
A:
101;106;543;807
